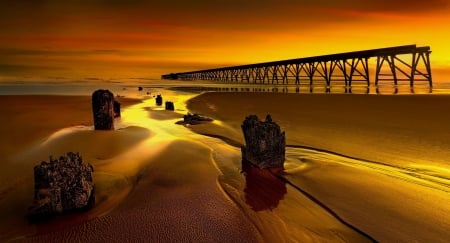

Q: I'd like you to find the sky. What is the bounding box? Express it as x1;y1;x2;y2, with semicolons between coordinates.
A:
0;0;449;82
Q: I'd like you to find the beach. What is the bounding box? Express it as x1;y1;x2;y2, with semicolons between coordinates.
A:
187;92;450;242
0;90;449;242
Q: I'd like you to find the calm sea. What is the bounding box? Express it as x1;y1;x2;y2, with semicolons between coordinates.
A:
1;80;450;96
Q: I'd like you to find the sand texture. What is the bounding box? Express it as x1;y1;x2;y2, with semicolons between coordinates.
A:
0;94;264;242
187;92;450;242
1;91;449;242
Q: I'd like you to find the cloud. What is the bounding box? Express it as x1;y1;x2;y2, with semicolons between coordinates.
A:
0;48;125;57
55;0;448;13
1;0;447;41
0;0;447;81
318;0;448;13
2;1;447;23
0;64;63;74
91;49;121;54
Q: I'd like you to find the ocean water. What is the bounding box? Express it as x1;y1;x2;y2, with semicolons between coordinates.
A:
1;80;450;96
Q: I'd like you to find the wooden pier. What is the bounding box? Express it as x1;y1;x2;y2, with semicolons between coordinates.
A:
162;45;432;87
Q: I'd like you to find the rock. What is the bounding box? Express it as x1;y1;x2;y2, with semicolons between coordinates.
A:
27;152;95;220
92;89;115;130
165;101;175;111
241;115;285;169
182;112;213;125
155;94;163;106
113;100;121;118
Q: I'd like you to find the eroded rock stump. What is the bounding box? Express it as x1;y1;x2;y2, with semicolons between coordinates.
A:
27;152;95;220
183;112;213;125
92;89;115;130
165;101;174;111
114;100;121;118
156;94;163;106
241;115;285;169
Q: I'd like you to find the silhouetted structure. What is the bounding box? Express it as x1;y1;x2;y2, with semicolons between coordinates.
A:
182;112;213;125
155;94;163;106
113;100;121;118
163;73;178;80
92;89;115;130
241;115;285;169
165;101;174;111
27;152;94;220
162;45;432;87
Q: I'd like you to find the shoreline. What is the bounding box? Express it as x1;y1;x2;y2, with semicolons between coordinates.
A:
1;91;449;242
0;95;144;242
186;91;450;242
0;92;267;242
187;92;450;169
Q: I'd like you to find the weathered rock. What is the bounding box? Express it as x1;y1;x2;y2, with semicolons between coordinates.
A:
182;112;213;125
156;94;163;106
27;152;94;220
113;100;121;118
92;89;115;130
241;115;285;169
165;101;175;111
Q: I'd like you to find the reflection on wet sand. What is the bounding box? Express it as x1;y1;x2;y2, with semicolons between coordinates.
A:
2;86;450;242
187;91;450;242
241;162;286;212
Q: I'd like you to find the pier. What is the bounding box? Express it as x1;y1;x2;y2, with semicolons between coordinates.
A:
162;45;432;87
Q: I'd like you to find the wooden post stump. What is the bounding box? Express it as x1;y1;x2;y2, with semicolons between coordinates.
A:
241;114;285;169
165;101;174;111
92;89;115;130
114;100;121;118
156;94;163;106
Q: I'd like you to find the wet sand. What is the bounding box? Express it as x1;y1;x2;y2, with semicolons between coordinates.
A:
187;92;450;242
0;95;140;157
1;92;449;242
0;94;263;242
0;95;145;241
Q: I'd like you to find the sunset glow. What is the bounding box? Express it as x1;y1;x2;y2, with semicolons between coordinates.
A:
1;0;449;81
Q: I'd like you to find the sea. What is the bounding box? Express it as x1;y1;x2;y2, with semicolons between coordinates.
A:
1;79;450;96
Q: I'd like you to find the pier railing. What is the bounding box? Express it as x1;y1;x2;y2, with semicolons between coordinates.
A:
162;45;432;87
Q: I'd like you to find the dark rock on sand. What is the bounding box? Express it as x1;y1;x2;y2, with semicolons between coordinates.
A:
27;152;95;220
156;94;163;106
241;115;285;169
165;101;175;111
177;112;213;125
92;89;115;130
114;100;121;118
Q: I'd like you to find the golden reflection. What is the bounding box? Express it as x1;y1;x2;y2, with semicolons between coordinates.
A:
242;163;287;212
0;90;200;241
102;90;199;175
202;135;372;242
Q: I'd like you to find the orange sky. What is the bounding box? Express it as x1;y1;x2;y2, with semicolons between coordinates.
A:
0;0;449;82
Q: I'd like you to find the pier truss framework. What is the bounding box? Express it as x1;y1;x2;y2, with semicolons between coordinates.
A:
162;45;432;87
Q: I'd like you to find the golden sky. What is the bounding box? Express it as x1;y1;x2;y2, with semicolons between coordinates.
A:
1;0;449;82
